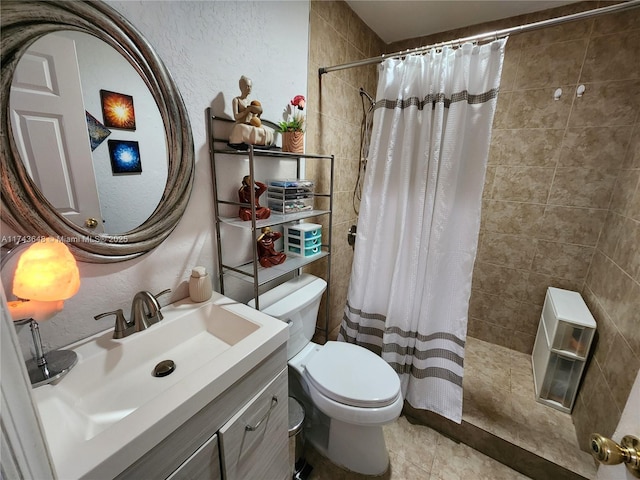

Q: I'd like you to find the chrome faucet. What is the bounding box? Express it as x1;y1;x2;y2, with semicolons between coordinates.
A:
95;289;171;339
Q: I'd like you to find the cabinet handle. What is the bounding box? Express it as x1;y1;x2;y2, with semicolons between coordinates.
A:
245;395;278;432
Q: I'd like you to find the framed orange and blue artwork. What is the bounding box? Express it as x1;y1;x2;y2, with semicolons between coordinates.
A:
100;89;136;130
108;140;142;174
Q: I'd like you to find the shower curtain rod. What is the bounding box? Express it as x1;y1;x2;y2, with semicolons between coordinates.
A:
319;0;640;75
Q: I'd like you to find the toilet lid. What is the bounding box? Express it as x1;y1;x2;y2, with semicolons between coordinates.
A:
303;341;400;408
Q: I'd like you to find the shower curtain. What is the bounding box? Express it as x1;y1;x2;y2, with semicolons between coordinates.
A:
340;39;506;423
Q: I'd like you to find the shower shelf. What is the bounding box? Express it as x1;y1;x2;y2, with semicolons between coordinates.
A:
207;110;334;342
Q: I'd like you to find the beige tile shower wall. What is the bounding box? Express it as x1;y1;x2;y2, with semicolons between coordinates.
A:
306;1;384;339
573;7;640;448
386;2;640;447
474;6;608;354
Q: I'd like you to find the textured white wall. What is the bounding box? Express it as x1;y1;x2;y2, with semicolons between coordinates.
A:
8;0;310;353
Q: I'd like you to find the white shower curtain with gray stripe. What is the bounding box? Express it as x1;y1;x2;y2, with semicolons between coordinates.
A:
340;39;506;423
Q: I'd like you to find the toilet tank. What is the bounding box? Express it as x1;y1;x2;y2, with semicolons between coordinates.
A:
248;274;327;360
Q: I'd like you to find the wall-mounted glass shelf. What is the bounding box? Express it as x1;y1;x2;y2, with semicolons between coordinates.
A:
213;146;333;160
223;251;329;286
219;210;330;229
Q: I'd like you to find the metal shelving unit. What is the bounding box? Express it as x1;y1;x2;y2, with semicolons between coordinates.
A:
207;109;334;341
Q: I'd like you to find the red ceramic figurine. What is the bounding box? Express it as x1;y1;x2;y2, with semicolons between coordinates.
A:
257;227;286;268
238;175;270;221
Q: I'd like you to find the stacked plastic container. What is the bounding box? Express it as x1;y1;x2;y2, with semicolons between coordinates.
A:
285;223;322;258
531;287;596;413
267;179;314;215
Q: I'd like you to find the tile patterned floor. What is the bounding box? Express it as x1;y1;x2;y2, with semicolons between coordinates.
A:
306;415;532;479
305;337;596;480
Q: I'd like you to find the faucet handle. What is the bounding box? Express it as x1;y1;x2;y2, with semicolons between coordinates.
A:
154;289;171;303
94;309;129;339
151;289;171;323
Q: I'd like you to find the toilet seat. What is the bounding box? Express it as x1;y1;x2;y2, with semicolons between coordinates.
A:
303;341;400;408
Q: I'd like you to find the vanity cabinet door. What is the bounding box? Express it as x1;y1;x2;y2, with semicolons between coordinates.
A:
166;433;221;480
219;368;288;480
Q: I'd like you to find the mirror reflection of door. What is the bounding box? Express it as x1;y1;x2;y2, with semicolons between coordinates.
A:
10;33;105;234
9;32;168;236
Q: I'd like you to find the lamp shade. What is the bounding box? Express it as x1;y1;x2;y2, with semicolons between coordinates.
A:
12;238;80;301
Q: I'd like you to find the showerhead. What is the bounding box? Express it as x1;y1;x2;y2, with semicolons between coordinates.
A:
359;87;375;107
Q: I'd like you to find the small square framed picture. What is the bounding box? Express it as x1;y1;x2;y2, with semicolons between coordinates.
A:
108;140;142;174
100;90;136;130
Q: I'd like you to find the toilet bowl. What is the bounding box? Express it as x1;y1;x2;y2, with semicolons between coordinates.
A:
250;274;402;475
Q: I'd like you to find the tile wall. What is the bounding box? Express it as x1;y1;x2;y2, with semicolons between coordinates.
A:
309;1;639;447
305;1;384;338
573;4;640;444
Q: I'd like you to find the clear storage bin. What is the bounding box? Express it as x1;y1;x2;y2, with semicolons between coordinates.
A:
268;197;313;214
285;222;323;257
268;179;314;189
532;287;596;413
267;189;313;200
539;352;582;409
287;235;321;248
267;180;315;214
532;321;550;397
286;244;322;257
286;223;322;240
541;287;596;358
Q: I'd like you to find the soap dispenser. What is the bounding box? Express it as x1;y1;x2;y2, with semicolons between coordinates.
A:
189;266;212;302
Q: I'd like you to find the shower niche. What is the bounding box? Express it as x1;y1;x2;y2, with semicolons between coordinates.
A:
532;287;596;413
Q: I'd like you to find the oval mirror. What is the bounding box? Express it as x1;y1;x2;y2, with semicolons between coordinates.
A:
1;0;194;263
10;31;168;236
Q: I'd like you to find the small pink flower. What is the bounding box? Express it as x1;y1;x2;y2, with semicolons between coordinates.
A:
291;95;306;110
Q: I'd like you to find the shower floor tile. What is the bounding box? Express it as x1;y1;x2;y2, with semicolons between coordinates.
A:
463;337;596;479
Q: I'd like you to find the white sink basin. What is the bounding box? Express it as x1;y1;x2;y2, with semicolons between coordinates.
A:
31;292;288;480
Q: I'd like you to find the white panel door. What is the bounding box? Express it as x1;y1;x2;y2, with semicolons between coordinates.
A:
596;371;640;480
10;33;103;233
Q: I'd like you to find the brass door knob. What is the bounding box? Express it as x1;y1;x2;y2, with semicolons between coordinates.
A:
85;217;98;229
590;433;640;478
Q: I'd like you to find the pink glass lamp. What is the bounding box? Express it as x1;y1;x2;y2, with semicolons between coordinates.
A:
5;238;80;387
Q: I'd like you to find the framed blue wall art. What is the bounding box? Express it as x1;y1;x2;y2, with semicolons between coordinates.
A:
108;140;142;174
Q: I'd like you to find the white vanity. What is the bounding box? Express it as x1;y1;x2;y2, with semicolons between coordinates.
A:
32;293;289;480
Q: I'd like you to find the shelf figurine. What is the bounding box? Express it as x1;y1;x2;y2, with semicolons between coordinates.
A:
238;175;270;221
228;75;274;149
257;227;286;268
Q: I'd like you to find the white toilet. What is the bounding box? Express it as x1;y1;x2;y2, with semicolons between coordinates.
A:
250;274;402;476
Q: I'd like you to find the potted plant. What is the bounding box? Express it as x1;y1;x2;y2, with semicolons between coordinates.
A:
279;95;305;153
